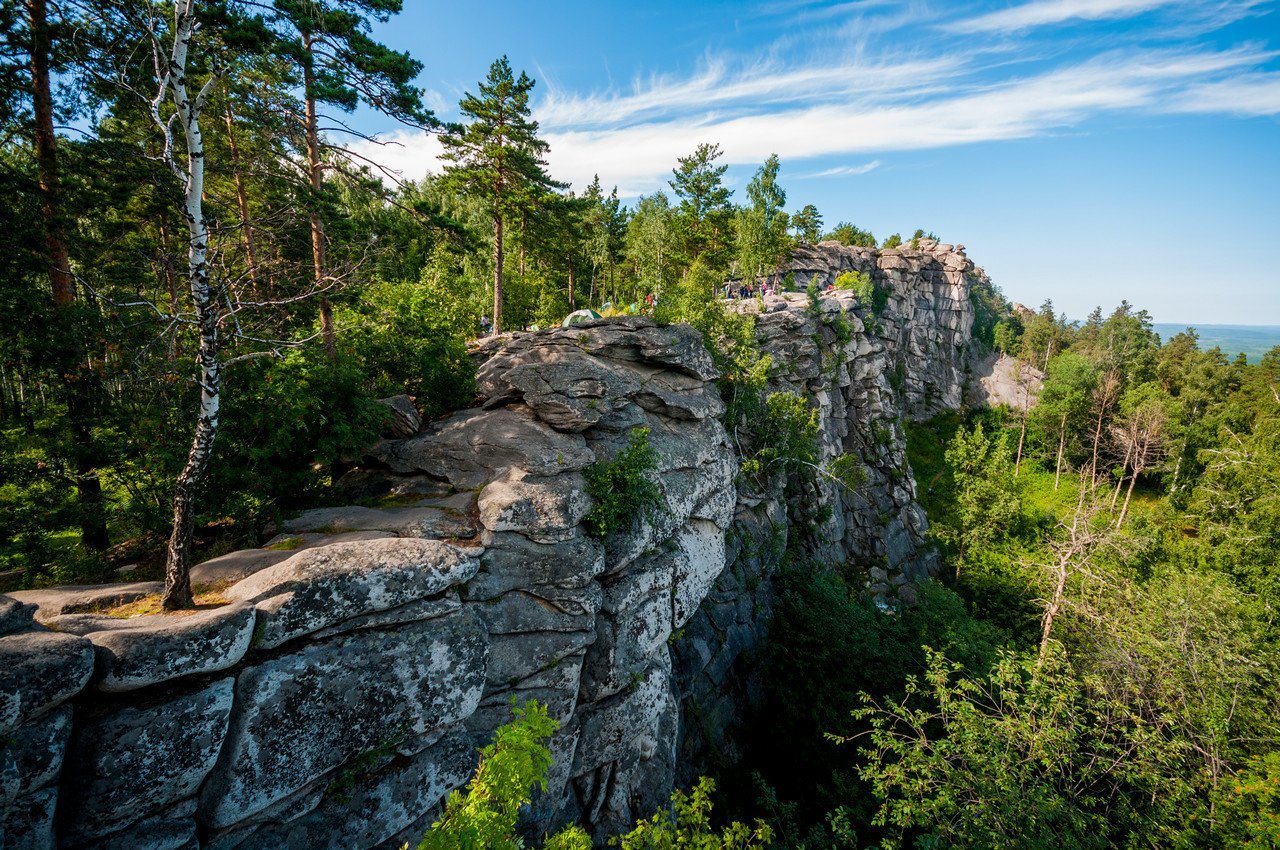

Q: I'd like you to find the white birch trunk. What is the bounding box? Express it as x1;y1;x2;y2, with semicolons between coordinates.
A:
161;0;219;610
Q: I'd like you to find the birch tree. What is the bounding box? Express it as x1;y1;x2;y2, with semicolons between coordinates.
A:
132;0;316;608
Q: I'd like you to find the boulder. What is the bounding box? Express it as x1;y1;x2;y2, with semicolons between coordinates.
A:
0;595;35;637
60;678;234;843
75;798;199;850
1;786;56;850
309;593;461;640
278;505;476;540
225;538;479;649
477;468;591;544
670;519;727;628
375;395;421;439
463;533;605;600
82;601;256;692
476;584;601;635
188;548;294;586
201;610;487;829
367;406;595;488
572;661;672;776
479;348;646;433
0;631;94;733
486;629;596;689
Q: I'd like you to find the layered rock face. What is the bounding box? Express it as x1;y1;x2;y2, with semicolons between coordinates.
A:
0;240;986;848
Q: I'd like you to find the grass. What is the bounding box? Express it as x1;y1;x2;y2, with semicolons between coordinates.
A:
97;582;231;618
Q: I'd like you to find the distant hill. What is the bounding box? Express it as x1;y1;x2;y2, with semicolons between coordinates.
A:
1153;324;1280;363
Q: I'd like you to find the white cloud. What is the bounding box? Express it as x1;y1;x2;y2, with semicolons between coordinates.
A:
1171;72;1280;115
348;130;444;185
947;0;1182;33
801;160;884;177
346;13;1278;199
537;52;966;129
946;0;1266;34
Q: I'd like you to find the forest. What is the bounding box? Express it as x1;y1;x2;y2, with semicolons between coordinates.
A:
4;1;1280;848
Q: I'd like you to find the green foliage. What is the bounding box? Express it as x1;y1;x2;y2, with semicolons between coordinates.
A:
610;777;773;849
736;154;791;281
833;270;888;318
207;349;387;528
823;222;876;247
422;704;774;850
931;421;1023;570
790;204;823;244
881;233;903;249
339;266;477;417
738;392;819;481
419;701;565;850
583;427;665;538
968;274;1011;351
851;646;1119;850
745;568;999;831
1215;753;1280;848
669;143;734;266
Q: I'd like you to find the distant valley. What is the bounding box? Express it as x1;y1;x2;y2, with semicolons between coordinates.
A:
1153;323;1280;363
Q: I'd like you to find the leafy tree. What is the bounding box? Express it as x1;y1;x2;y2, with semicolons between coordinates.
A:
933;422;1022;576
441;56;559;332
420;701;588;849
625;192;677;299
881;232;902;249
1029;351;1097;489
736;154;790;283
851;647;1124;850
583;427;664;538
611;777;773;849
823;221;876;248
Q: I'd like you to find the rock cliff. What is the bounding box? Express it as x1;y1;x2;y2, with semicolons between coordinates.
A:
0;240;991;848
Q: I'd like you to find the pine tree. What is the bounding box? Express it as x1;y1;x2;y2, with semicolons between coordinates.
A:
669;142;733;266
790;204;823;243
440;56;559;333
266;0;432;352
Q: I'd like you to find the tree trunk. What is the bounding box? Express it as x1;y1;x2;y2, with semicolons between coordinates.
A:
162;0;217;611
1110;440;1133;510
224;100;259;289
1014;372;1028;477
1054;412;1066;491
1116;435;1147;529
568;264;576;311
27;0;73;306
1117;463;1140;528
302;34;335;356
492;215;504;333
29;0;109;551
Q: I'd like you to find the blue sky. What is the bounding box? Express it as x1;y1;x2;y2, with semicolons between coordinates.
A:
351;0;1280;325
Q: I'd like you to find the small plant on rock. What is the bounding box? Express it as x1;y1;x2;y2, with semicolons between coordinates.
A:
583;427;665;538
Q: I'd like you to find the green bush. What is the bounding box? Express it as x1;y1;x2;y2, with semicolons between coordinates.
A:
339;268;477;418
834;271;887;315
583;427;665;538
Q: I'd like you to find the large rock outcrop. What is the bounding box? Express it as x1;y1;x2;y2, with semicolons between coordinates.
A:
1;240;992;847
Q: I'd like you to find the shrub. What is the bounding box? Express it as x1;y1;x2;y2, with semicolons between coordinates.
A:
835;271;887;315
583;427;665;538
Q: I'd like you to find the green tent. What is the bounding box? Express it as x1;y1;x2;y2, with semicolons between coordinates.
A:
561;309;603;327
